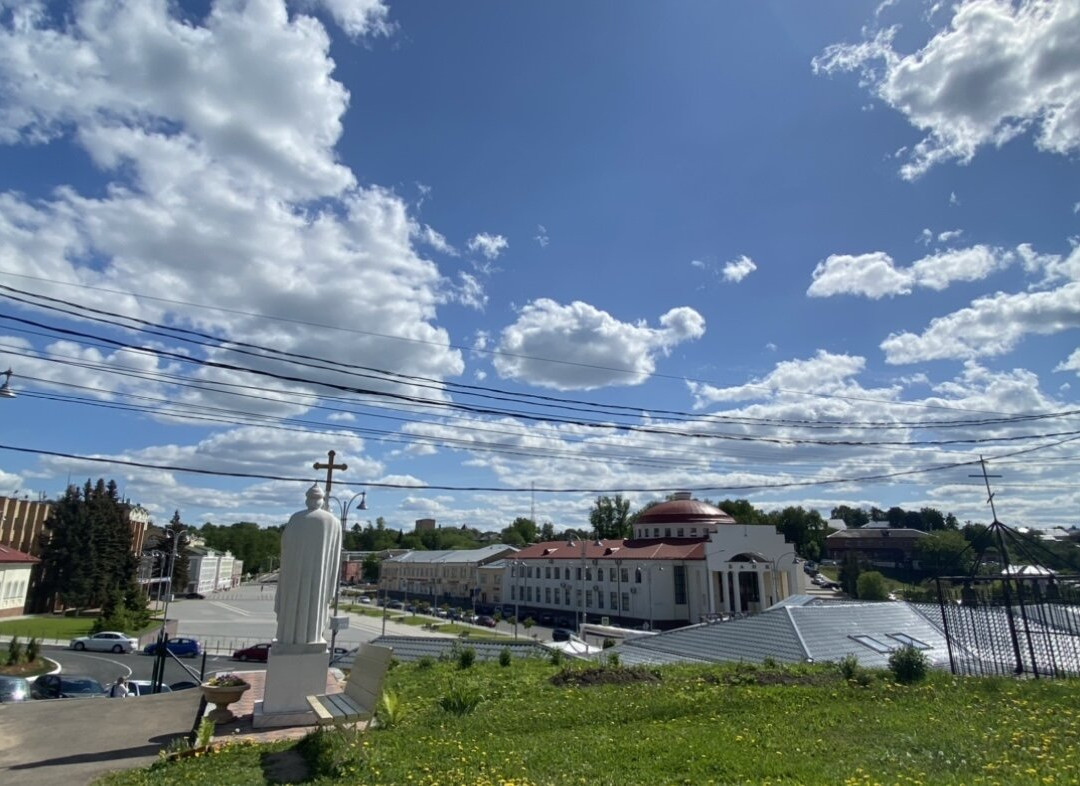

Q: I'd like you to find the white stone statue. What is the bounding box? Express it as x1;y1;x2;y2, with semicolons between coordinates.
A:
274;484;341;648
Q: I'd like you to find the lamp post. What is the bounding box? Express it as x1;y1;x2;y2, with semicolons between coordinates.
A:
0;369;15;399
327;490;367;659
567;533;603;639
153;525;188;693
512;559;524;639
770;551;799;607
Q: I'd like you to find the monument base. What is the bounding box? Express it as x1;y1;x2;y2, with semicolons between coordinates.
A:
255;643;327;727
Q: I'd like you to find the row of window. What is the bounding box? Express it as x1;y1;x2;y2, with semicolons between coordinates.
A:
640;526;703;538
513;565;645;583
510;584;633;611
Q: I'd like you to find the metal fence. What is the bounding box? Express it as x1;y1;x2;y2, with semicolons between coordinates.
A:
931;574;1080;678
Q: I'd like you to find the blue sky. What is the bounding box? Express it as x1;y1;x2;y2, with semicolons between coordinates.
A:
0;0;1077;533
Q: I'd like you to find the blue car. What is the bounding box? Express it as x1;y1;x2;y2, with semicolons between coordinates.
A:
143;637;202;658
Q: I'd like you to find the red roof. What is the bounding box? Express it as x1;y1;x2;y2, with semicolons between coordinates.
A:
0;544;38;564
514;538;705;561
635;498;735;526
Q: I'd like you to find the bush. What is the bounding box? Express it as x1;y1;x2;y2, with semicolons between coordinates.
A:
837;654;861;681
438;681;484;716
549;649;563;666
416;655;435;670
6;636;24;665
457;646;476;670
888;645;929;684
856;571;889;601
606;652;620;668
25;637;40;663
376;690;404;729
298;726;366;780
499;647;512;667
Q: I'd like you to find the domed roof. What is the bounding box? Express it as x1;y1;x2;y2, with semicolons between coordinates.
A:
636;496;736;526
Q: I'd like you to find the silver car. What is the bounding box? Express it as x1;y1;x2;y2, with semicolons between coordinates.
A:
69;631;139;653
0;676;30;702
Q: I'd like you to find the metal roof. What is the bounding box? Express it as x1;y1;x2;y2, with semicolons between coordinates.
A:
364;635;550;663
383;545;516;564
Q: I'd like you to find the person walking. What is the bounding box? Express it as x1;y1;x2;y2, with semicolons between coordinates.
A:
109;676;129;698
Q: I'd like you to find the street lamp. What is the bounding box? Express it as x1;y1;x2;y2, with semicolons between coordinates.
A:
770;551;800;607
567;533;603;639
0;369;15;399
327;490;366;659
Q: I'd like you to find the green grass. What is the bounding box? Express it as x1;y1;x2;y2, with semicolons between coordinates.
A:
97;659;1080;786
0;615;98;639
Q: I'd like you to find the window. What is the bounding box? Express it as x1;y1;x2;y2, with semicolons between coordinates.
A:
510;585;516;600
586;590;592;608
576;567;582;581
586;567;592;581
597;592;604;608
545;587;551;604
850;635;893;654
565;588;571;605
622;592;630;610
665;528;671;537
654;528;660;537
576;588;582;607
527;566;533;579
596;567;603;581
635;568;642;583
673;565;687;605
888;633;931;650
527;586;533;602
691;528;698;536
621;568;629;583
564;567;570;580
545;566;551;579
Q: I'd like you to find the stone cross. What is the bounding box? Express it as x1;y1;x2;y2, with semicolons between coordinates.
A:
313;450;347;506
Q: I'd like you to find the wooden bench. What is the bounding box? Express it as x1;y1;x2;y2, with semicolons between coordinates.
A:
306;643;393;726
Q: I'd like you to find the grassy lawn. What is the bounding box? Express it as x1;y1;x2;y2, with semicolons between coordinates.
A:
97;658;1080;785
0;615;98;640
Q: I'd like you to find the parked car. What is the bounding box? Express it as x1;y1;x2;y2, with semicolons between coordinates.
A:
551;628;573;642
69;631;139;653
358;596;372;605
0;676;30;703
142;637;202;658
387;600;404;610
476;615;497;628
185;592;206;600
31;674;105;700
232;642;272;662
120;681;173;697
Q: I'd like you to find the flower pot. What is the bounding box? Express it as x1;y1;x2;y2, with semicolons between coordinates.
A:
200;682;251;723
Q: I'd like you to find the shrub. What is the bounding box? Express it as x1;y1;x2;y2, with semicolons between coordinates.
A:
549;649;563;666
298;726;366;780
376;690;404;729
888;645;928;684
762;656;779;669
6;636;24;665
837;654;861;681
195;717;215;749
857;571;889;601
25;637;40;663
606;652;620;668
457;646;476;670
499;647;512;667
416;655;435;670
438;681;484;716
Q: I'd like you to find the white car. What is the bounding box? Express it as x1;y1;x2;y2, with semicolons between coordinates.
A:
70;631;139;654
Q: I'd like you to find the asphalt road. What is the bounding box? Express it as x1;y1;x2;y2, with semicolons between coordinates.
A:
40;645;262;690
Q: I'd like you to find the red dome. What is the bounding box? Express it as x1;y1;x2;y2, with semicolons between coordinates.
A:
636;498;735;526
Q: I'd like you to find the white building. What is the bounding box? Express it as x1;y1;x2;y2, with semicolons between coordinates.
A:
186;545;239;594
503;493;806;631
0;544;36;619
379;545;517;608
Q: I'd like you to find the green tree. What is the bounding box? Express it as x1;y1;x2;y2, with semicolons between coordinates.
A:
838;552;862;596
361;553;381;582
718;499;767;524
919;507;946;531
856;571;888;600
767;506;827;560
165;511;190;594
915;530;972;575
830;505;870;529
589;495;631;539
539;522;556;542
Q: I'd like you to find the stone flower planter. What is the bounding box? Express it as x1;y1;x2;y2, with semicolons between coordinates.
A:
200;681;251;723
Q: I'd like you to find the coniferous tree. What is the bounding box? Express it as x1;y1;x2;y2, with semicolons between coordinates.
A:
165;511;190;595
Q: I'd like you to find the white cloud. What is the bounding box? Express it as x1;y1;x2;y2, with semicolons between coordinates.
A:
299;0;392;38
416;224;457;255
950;191;960;206
813;0;1080;179
1054;348;1080;375
808;252;914;298
467;232;508;260
938;229;963;243
765;342;777;352
494;299;705;390
809;245;1013;298
918;228;933;246
881;282;1080;363
450;271;487;311
688;350;869;406
690;259;706;269
534;224;549;248
722;254;757;283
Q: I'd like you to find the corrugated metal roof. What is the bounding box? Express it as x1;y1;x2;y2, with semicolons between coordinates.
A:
365;635;549;663
383;545;516;564
616;612;809;665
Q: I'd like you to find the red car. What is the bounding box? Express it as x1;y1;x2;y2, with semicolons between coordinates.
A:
232;642;271;662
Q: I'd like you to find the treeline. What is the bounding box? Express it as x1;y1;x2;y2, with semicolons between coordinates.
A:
830;504;959;531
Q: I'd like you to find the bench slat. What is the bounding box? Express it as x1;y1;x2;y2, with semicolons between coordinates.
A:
305;642;393;726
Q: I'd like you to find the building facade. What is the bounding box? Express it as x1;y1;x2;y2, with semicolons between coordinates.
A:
826;525;928;569
186;545;241;594
0;544;37;618
379;545;518;608
502;493;806;631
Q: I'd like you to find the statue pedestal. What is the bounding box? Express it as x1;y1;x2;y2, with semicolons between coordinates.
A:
252;643;327;728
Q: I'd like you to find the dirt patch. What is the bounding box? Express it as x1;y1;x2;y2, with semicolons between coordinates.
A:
550;666;662;687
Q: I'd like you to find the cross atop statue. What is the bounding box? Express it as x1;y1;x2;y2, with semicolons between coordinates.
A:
313;450;347;506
